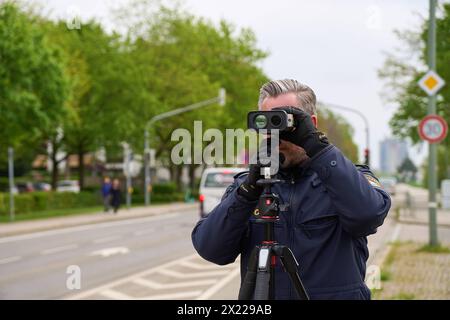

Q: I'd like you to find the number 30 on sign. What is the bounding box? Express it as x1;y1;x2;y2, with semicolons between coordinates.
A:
418;115;448;144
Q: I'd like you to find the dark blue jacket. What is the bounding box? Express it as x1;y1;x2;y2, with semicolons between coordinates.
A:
101;183;112;197
192;145;391;300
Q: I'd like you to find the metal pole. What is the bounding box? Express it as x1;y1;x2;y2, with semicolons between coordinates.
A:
320;102;371;166
8;147;15;221
144;130;151;206
125;144;132;209
143;88;226;206
428;0;438;246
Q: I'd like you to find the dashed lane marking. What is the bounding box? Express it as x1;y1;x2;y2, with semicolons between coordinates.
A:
0;256;22;265
93;236;122;244
41;244;78;255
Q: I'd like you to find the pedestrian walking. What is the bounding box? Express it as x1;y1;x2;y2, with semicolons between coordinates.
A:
101;176;112;212
110;178;122;214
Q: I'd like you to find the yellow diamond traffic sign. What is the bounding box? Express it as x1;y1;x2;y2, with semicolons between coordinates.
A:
418;70;445;96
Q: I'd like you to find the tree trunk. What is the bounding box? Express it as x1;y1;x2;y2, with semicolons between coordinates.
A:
78;145;85;190
51;154;59;191
189;164;196;191
175;165;183;192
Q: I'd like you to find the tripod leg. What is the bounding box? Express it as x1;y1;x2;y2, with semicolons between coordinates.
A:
238;247;259;300
253;246;271;300
274;246;309;300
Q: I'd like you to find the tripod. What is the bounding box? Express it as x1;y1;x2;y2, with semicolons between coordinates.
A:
238;166;309;300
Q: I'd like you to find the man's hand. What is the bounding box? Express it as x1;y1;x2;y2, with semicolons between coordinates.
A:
237;163;263;201
273;106;329;158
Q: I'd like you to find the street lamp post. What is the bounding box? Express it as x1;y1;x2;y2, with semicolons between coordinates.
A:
8;147;15;221
144;88;226;206
319;101;370;166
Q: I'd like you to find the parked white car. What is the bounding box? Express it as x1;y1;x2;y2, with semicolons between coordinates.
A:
56;180;80;193
199;167;246;218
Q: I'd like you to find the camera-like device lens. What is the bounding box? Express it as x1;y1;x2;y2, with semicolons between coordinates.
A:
247;110;295;132
270;115;282;127
254;114;268;129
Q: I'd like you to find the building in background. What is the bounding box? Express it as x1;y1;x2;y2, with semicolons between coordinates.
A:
379;138;409;175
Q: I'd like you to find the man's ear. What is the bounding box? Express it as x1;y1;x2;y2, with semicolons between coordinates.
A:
311;114;318;128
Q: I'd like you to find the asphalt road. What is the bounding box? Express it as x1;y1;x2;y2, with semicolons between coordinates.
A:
0;209;230;299
3;184;444;300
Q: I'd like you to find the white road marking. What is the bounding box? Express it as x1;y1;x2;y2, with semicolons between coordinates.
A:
179;260;225;270
66;253;240;300
196;267;240;300
90;247;129;258
100;289;133;300
131;277;216;289
390;224;402;242
41;244;79;255
0;256;22;265
66;254;198;299
0;212;182;244
139;291;204;300
93;236;122;244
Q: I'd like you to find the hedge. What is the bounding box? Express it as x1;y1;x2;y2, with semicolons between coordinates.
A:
0;191;100;216
0;182;186;216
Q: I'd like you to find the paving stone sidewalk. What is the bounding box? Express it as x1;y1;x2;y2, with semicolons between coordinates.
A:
372;219;450;300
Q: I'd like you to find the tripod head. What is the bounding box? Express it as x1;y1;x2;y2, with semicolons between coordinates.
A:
253;166;284;223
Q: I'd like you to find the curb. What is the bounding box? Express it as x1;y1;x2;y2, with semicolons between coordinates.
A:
398;218;450;228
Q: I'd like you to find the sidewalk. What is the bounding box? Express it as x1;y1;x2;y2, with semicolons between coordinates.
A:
398;207;450;227
371;190;450;300
0;202;198;238
372;223;450;300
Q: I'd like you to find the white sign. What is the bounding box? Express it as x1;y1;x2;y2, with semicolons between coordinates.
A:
418;70;445;96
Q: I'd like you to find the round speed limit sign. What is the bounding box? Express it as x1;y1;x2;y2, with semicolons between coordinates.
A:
418;115;448;143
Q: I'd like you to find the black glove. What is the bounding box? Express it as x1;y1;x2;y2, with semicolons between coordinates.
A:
237;163;263;201
273;106;329;158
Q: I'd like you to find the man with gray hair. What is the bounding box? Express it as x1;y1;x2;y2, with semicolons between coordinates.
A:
192;79;391;300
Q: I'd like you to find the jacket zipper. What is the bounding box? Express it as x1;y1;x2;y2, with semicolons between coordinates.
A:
288;174;295;299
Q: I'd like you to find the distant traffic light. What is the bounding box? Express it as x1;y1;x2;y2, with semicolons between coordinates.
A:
364;148;370;166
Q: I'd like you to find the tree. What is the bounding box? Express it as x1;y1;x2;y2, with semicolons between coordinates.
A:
0;2;68;181
42;20;157;189
119;3;269;189
397;157;417;182
378;3;450;183
318;109;359;163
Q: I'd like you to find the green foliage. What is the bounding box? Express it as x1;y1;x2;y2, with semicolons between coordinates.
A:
0;191;100;216
417;244;450;253
152;182;178;194
318;109;359;162
379;3;450;185
115;3;269;166
389;292;415;300
0;181;186;216
0;0;360;194
380;270;392;282
0;2;68;174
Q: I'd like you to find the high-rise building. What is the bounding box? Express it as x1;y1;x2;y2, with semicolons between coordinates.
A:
379;138;409;174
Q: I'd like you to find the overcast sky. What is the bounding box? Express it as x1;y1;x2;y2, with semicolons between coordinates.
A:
30;0;431;169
